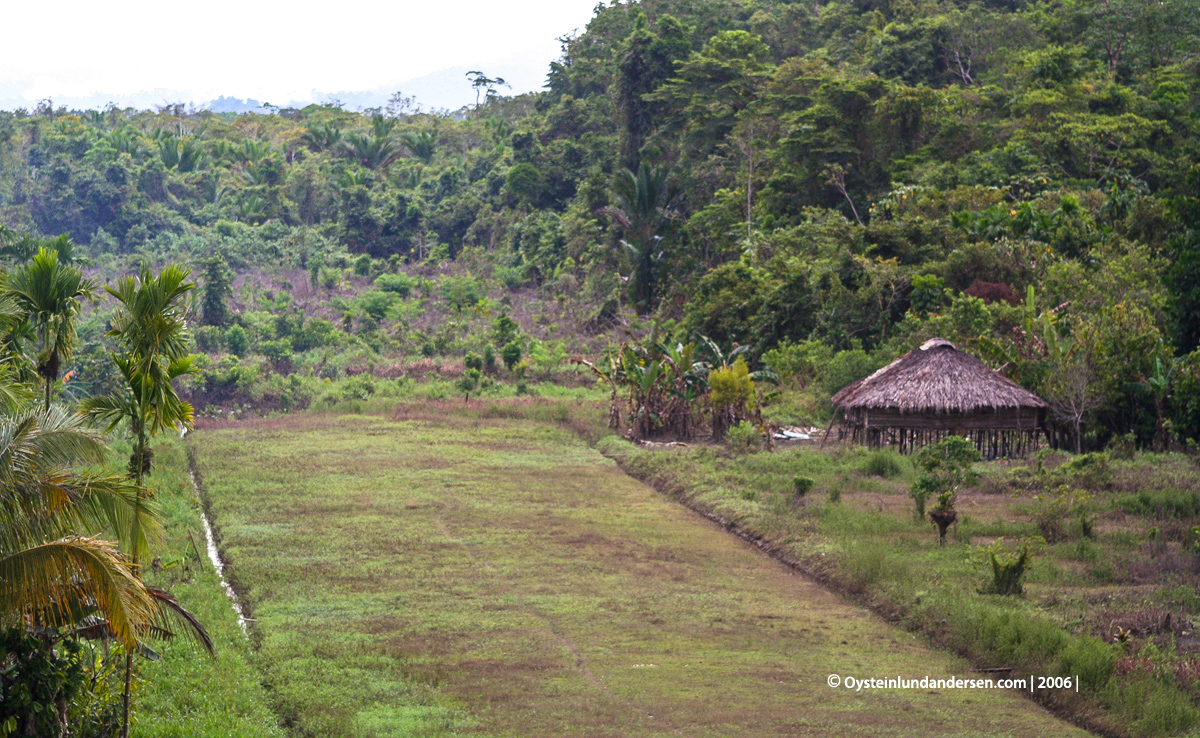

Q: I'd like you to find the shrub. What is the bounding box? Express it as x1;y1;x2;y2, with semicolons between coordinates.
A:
1032;485;1093;543
501;340;522;372
760;339;831;388
225;325;248;357
358;290;395;321
828;484;842;503
197;355;257;397
710;359;754;412
910;273;947;315
1057;637;1116;692
194;324;223;352
987;547;1030;595
819;348;885;396
259;338;294;364
353;253;373;276
439;274;482;311
483;344;497;373
1057;452;1113;489
319;267;340;290
792;476;814;507
911;436;981;542
457;368;481;398
464;352;483;372
1107;432;1137;460
494;265;528;290
492;313;519;346
0;629;90;736
341;375;376;401
726;420;762;454
861;450;903;478
709;358;754;439
293;318;338;351
374;272;417;296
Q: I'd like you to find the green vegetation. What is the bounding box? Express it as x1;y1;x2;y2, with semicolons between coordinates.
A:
6;0;1200;732
0;0;1192;454
618;440;1200;736
188;406;1086;737
125;436;286;738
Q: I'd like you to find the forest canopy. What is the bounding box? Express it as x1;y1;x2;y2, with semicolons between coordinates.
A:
0;0;1198;449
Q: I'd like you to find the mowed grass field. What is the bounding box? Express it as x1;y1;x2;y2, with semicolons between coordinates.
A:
189;407;1088;738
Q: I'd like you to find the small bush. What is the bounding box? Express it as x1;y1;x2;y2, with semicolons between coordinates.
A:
494;265;528;290
861;450;903;478
464;352;483;373
358;290;395;321
341;375;377;401
457;368;481;397
319;267;340;290
792;476;814;506
225;325;248;357
727;421;763;454
483;344;497;373
987;547;1030;595
259;338;294;365
1107;432;1137;461
374;272;418;296
1031;486;1092;543
439;274;483;311
195;325;223;352
1057;452;1113;489
501;341;522;372
828;483;842;503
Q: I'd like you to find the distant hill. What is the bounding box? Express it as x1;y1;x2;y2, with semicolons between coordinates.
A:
0;61;548;115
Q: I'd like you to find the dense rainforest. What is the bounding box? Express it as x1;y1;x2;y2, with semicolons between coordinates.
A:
1;0;1199;450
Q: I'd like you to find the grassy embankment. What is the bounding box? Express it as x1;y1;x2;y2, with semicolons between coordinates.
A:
112;435;286;738
186;402;1087;737
612;438;1200;738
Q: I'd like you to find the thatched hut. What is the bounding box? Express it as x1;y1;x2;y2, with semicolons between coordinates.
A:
830;338;1049;456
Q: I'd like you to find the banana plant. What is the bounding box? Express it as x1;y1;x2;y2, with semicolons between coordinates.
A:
1138;352;1184;451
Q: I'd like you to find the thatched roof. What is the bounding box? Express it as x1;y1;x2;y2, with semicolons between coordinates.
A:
831;338;1049;414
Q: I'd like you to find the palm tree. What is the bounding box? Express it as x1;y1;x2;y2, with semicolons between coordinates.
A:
80;264;197;738
339;131;400;170
399;130;437;164
0;402;156;648
0;397;212;735
6;245;99;409
601;163;679;311
302;122;342;152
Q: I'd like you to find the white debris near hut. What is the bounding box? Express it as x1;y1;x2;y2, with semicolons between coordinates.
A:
773;426;822;441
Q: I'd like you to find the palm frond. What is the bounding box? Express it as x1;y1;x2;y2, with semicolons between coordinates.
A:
144;587;214;656
0;536;152;648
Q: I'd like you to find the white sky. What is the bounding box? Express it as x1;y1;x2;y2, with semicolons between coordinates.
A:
0;0;602;109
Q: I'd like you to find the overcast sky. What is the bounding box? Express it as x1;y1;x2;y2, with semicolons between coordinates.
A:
0;0;602;110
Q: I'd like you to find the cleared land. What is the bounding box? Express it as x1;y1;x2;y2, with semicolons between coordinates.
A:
189;407;1087;737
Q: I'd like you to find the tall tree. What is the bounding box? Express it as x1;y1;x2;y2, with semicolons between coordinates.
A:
200;256;232;328
81;265;198;738
602;163;680;312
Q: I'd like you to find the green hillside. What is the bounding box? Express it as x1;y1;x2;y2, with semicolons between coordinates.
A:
1;0;1198;447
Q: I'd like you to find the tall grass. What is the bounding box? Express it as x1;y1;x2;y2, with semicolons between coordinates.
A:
123;436;285;738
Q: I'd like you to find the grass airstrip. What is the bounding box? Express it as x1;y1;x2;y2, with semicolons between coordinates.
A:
178;404;1085;737
177;403;1089;738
